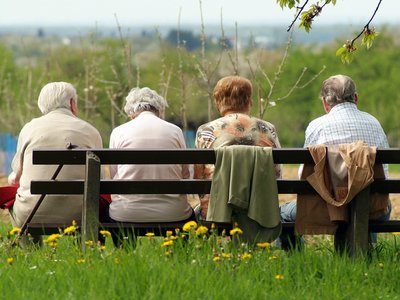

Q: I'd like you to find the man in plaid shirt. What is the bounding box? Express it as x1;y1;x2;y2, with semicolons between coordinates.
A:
279;74;391;248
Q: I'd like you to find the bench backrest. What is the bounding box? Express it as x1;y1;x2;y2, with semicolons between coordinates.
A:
30;148;400;195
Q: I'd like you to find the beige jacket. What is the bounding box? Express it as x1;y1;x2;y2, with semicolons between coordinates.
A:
296;141;389;234
8;108;103;227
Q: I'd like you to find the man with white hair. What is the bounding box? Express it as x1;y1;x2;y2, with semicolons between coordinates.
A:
279;74;391;248
8;82;102;243
108;87;193;234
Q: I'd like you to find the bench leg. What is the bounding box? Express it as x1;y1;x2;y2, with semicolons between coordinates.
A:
334;187;370;257
81;151;101;251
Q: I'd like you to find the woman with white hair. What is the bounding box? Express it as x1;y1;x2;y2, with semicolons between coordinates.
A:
108;87;194;231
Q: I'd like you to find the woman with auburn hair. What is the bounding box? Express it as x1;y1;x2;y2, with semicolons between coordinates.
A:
194;75;281;219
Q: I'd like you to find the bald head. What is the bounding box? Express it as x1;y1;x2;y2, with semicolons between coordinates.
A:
320;74;357;107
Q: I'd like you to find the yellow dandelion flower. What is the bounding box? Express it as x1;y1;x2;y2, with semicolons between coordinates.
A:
77;259;85;264
145;232;155;237
169;235;178;240
221;253;233;258
196;226;208;235
162;240;174;247
241;252;252;260
45;234;61;243
183;221;198;232
166;230;173;237
63;225;77;235
275;274;284;280
7;257;14;265
257;242;271;249
99;230;111;237
85;240;94;247
213;256;221;262
269;255;278;260
48;241;58;248
9;228;21;235
100;245;106;251
230;228;243;235
392;232;400;236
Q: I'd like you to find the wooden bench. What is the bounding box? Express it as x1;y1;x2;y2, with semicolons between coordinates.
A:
28;148;400;256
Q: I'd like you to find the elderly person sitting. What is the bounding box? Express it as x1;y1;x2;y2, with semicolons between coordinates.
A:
194;75;281;219
108;87;194;229
8;82;102;245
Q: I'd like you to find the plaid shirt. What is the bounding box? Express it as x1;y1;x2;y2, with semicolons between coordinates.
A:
304;102;389;175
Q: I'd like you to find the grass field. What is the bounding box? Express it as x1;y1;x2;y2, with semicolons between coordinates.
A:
1;167;400;299
1;222;400;299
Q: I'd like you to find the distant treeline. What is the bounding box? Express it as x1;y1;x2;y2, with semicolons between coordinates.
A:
0;29;399;147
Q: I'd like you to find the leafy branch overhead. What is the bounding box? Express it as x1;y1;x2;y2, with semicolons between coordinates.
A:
277;0;383;63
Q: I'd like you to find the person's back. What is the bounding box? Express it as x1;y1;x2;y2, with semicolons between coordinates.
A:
305;102;388;150
108;87;192;223
304;74;389;174
8;82;102;229
195;76;281;219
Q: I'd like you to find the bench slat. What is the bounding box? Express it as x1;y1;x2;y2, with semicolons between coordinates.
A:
32;148;400;165
31;179;317;195
32;148;315;164
30;179;400;195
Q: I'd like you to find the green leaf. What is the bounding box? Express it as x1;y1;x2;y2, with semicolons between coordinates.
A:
361;30;379;49
335;47;347;56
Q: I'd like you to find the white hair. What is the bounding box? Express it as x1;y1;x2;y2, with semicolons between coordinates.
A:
124;87;168;117
320;74;357;107
38;82;77;115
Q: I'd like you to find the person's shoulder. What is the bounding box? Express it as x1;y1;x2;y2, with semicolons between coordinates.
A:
196;116;225;132
358;110;382;124
252;116;276;128
76;117;100;133
157;118;184;134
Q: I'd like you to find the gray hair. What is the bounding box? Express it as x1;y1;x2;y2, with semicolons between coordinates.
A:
124;87;168;117
320;74;357;107
38;82;77;115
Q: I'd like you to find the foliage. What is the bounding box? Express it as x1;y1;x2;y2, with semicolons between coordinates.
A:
1;27;400;147
276;0;383;63
261;31;400;147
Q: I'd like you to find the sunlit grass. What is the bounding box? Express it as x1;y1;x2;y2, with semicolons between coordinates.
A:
1;222;400;299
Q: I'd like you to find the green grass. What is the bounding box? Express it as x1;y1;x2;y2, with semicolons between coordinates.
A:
390;164;400;174
1;223;400;300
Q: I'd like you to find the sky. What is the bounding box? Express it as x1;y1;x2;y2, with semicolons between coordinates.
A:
0;0;399;28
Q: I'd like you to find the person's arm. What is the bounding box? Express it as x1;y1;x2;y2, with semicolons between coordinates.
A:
108;130;118;179
177;129;190;179
8;128;27;186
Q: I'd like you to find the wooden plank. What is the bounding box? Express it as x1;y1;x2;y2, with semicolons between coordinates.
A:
31;179;317;195
32;148;400;165
348;187;370;257
30;178;400;195
81;152;101;251
32;148;315;165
